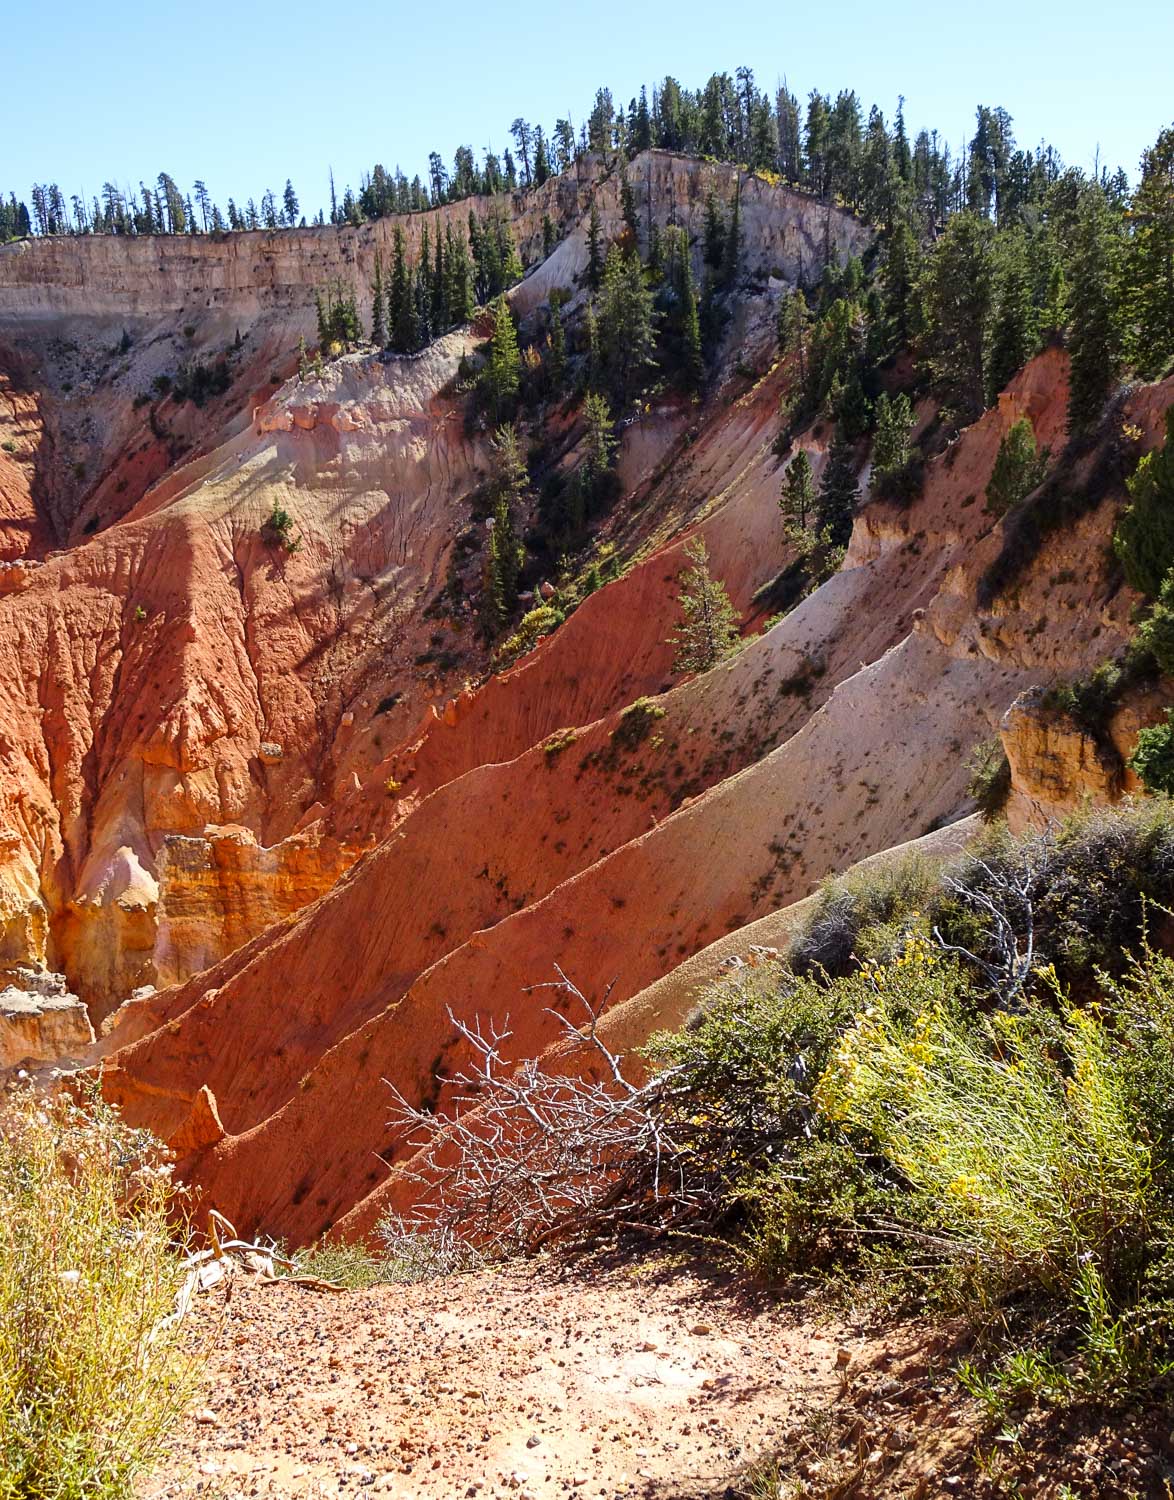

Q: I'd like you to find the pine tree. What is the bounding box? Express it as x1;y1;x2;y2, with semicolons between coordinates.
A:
598;243;657;407
779;448;816;532
482;495;523;637
547;293;567;388
871;392;914;476
918;211;996;422
490;421;527;505
389;226;416;353
1113;408;1174;596
282;180;299;226
816;431;859;546
986;229;1035;401
777;291;810;385
680;246;704;392
1125;126;1174;379
582;391;616;498
587;199;604;291
882;221;921;348
482;426;526;636
669;537;742;674
370;251;387;347
1066;189;1123;436
703;191;725;269
585;299;601;392
534;129;551;187
835;370;871;442
483;295;520;420
445;224;474;324
620;174;639;246
721;182;742;288
498;216;524;287
985;418;1049;516
431;222;445;333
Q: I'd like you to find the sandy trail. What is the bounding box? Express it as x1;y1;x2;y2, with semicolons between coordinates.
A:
142;1258;848;1499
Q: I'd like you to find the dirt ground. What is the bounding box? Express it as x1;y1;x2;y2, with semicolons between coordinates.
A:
140;1253;1174;1500
140;1256;850;1500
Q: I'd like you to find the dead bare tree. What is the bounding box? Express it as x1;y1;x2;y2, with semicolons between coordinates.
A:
382;962;824;1258
932;829;1055;1003
383;969;693;1255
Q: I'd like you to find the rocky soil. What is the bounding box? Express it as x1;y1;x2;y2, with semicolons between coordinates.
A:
141;1259;849;1500
142;1252;1174;1500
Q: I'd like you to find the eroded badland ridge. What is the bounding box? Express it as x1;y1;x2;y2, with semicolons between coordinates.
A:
6;84;1174;1500
0;144;1170;1225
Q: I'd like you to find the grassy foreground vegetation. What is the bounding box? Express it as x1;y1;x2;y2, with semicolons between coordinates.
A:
0;1085;197;1499
663;803;1174;1403
394;799;1174;1418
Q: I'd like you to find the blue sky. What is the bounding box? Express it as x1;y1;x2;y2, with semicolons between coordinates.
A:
7;0;1172;216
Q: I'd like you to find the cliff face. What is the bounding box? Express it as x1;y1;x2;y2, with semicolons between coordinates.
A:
0;154;869;1036
5;143;1172;1242
101;349;1172;1246
0;153;867;325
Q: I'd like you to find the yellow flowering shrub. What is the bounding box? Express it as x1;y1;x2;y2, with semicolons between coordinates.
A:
817;938;1153;1304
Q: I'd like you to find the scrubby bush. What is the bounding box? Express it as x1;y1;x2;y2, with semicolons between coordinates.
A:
1114;408;1174;597
789;853;939;978
819;947;1152;1308
935;806;1174;990
1129;710;1174;795
286;1228;477;1289
610;696;666;753
966;736;1011;821
261;503;300;553
645;963;896;1276
0;1085;197;1497
171;359;231;407
497;602;564;666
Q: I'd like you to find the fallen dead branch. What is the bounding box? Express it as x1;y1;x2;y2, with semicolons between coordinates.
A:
383;965;813;1257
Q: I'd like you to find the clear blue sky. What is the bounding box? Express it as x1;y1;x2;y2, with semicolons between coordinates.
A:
7;0;1172;215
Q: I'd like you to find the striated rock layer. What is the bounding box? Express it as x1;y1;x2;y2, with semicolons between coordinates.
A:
0;153;867;1028
0;968;93;1072
100;353;1174;1246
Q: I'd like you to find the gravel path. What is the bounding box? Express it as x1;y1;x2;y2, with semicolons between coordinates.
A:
142;1257;847;1499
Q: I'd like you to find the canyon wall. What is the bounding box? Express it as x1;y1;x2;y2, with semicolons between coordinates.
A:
0;152;870;1026
0;153;868;325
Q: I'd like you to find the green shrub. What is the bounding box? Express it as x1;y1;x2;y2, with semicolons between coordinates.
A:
819;951;1151;1306
814;934;1174;1390
0;1085;198;1497
789;853;939;978
286;1241;392;1289
261;503;300;553
936;806;1174;991
645;961;884;1275
1043;658;1133;741
0;440;15;454
541;726;579;762
1129;710;1174;795
1114;408;1174;597
610;696;666;754
172;359;231;408
497;602;564;665
966;736;1011;821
